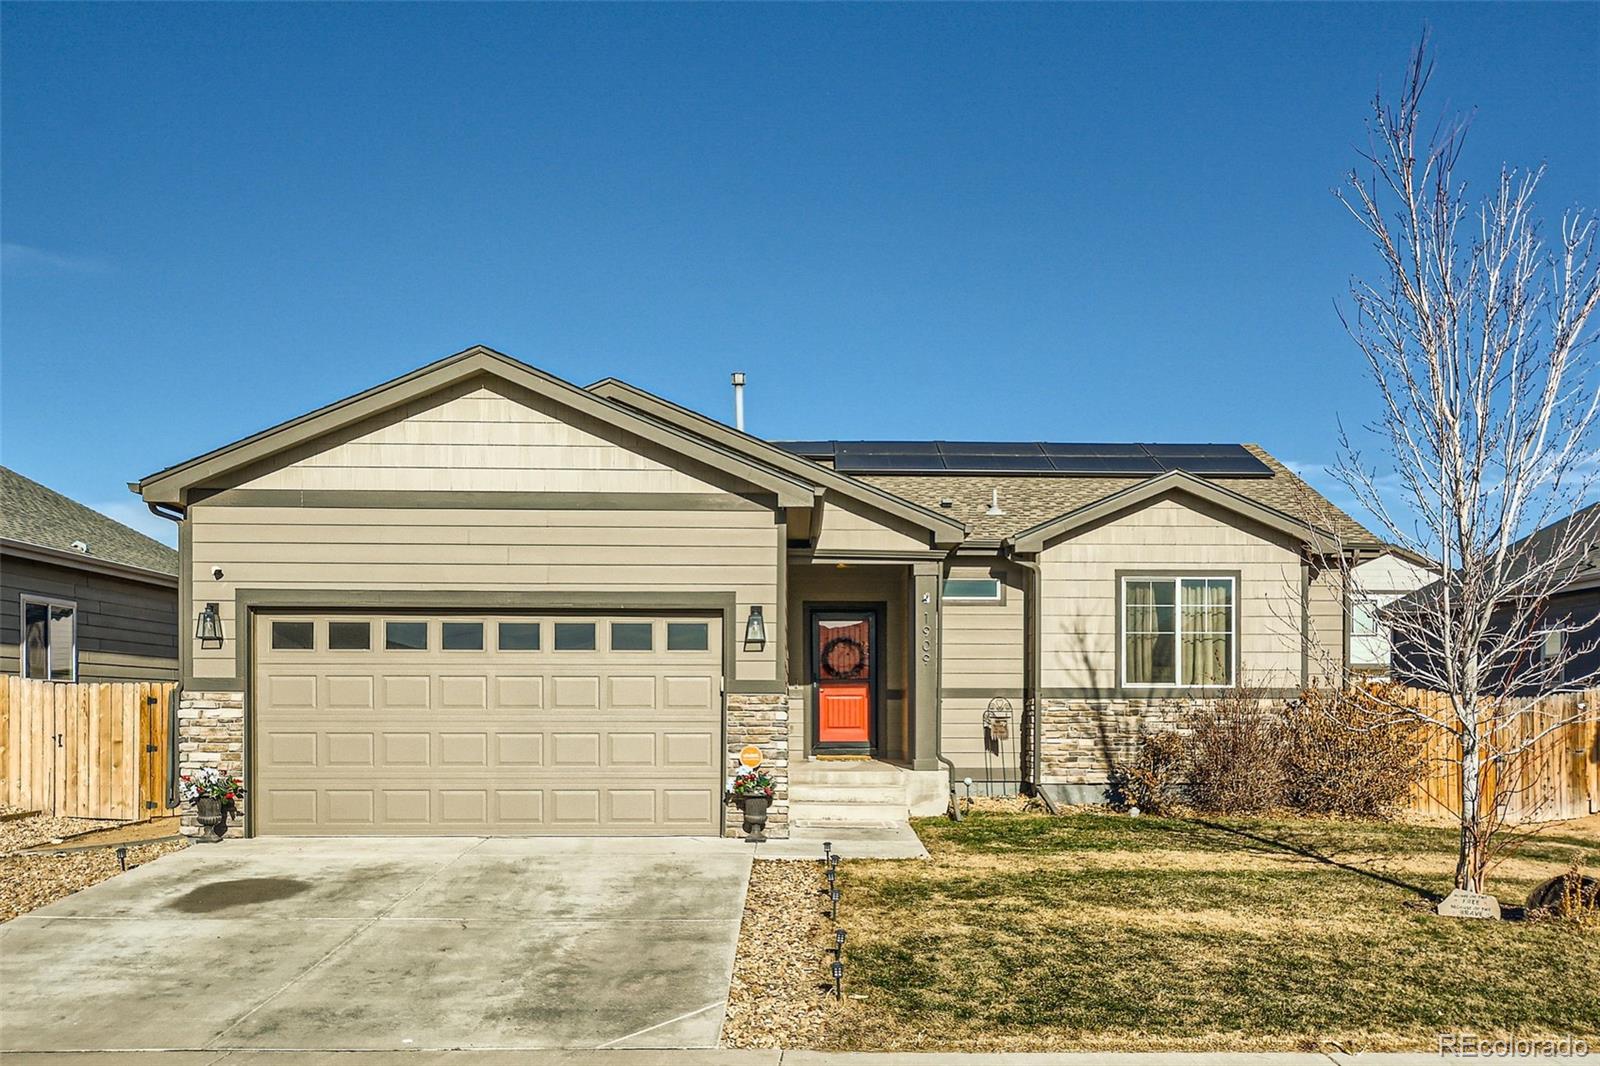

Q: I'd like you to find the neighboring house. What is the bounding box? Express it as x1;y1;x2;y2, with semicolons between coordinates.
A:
1348;548;1438;678
2;466;180;682
134;345;1379;837
1394;503;1600;695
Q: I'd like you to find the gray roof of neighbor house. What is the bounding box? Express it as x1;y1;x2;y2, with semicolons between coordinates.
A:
825;445;1375;544
1;466;178;577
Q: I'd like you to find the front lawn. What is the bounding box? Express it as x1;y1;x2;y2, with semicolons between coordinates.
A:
823;810;1600;1052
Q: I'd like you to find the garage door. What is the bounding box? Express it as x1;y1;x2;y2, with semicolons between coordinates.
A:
252;613;724;835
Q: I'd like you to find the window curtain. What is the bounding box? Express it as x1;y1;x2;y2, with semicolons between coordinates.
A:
1181;579;1232;686
1124;580;1175;684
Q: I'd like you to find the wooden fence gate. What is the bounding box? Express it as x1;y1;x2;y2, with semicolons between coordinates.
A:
0;677;174;821
1403;687;1600;824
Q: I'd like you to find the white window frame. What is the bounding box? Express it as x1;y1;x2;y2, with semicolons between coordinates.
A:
1119;575;1237;689
942;577;1004;603
20;594;78;682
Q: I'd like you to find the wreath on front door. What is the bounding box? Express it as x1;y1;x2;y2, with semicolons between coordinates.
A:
820;636;867;679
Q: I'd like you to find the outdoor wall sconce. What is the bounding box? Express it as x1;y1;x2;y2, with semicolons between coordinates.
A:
744;605;766;648
196;602;223;647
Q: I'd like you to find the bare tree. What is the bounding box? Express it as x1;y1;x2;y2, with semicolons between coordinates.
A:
1331;35;1600;895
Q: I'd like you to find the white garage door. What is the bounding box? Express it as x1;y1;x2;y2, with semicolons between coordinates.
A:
252;612;724;835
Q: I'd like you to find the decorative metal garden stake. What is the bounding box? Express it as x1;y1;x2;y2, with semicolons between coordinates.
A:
834;928;846;961
832;960;844;1000
116;846;128;872
830;886;840;921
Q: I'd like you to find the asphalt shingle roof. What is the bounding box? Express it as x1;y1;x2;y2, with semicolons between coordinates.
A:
855;445;1375;543
0;467;178;576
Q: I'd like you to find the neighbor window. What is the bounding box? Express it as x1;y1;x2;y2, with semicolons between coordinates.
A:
667;621;710;651
1122;576;1235;687
384;621;429;651
270;620;315;651
610;622;653;651
1352;597;1383;638
21;596;76;681
1541;629;1565;661
943;577;1002;602
442;621;484;651
498;622;540;651
327;621;371;651
554;622;596;651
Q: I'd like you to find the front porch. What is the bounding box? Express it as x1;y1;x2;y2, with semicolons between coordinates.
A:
778;555;951;828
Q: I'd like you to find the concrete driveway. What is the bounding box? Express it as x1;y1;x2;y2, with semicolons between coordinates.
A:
0;836;753;1053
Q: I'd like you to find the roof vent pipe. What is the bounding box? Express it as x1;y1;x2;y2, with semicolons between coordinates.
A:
731;371;746;431
985;488;1005;517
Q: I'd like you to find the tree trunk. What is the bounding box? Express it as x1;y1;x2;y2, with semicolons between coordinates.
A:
1455;726;1487;893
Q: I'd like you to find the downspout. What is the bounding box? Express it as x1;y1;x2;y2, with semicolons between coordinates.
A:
144;496;186;809
1015;552;1058;814
931;561;962;821
167;682;182;809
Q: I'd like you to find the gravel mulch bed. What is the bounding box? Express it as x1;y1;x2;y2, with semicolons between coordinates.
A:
0;812;115;855
721;859;837;1048
1;839;188;923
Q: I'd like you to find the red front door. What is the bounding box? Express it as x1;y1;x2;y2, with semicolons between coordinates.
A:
814;611;875;747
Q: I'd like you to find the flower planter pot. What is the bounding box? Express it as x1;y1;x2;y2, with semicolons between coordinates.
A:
195;796;230;843
736;794;770;843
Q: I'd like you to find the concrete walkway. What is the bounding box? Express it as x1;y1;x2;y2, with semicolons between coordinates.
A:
753;823;929;860
0;1051;1524;1063
0;836;753;1054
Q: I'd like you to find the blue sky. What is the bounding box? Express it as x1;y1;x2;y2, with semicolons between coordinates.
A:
3;3;1596;548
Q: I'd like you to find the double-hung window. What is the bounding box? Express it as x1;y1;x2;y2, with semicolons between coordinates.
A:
21;596;77;681
1122;576;1235;687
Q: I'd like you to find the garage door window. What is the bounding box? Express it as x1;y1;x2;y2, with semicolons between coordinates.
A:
384;621;429;651
667;621;709;651
610;622;653;651
271;621;315;650
327;621;370;651
554;622;596;651
442;621;484;651
498;622;540;651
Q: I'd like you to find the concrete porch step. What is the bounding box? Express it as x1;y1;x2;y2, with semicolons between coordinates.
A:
786;800;910;824
788;782;907;803
789;765;907;787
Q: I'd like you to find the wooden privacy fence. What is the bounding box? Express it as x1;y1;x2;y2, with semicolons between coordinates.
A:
0;678;174;821
1401;687;1600;824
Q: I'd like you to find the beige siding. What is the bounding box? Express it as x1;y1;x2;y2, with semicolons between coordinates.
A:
1306;564;1346;682
1039;494;1303;691
812;497;930;554
940;560;1025;767
226;380;729;495
188;506;780;684
1;554;178;682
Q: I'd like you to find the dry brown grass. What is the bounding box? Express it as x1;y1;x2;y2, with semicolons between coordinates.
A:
729;810;1600;1052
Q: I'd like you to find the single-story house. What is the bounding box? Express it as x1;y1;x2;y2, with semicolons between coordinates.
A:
1394;502;1600;695
2;466;180;682
134;345;1382;838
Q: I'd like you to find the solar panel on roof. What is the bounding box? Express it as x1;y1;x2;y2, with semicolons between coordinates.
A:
834;451;948;472
941;454;1056;472
840;441;940;455
1046;455;1165;475
776;440;837;458
937;441;1047;457
787;440;1272;477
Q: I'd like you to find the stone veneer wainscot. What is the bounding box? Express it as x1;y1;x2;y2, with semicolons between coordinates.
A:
724;691;790;838
176;689;246;836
